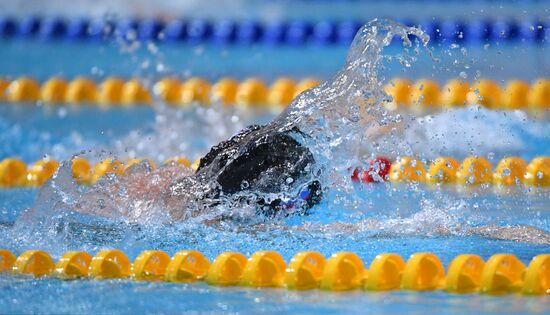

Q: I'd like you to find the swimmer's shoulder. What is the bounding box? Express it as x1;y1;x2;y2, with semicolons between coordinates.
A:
196;125;263;171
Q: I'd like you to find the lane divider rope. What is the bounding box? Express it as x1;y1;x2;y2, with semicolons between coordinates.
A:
0;248;548;295
2;76;550;111
0;16;548;45
2;155;550;188
0;76;319;108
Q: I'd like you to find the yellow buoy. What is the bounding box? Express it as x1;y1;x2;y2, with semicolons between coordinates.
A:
165;250;211;282
211;77;239;105
66;77;98;104
268;77;296;107
285;251;326;290
480;254;525;295
401;252;445;291
164;157;191;167
121;79;151;105
0;78;9;100
493;157;527;186
98;76;125;105
13;250;55;276
54;251;92;279
240;250;286;287
7;77;41;102
0;158;27;187
426;157;459;184
441;79;470;107
235;78;268;107
181;77;211;105
527;78;550;110
320;252;365;291
466;79;503;108
206;252;248;286
71;157;92;184
132;250;171;281
92;158;124;182
364;253;405;291
409;79;441;108
456;156;492;185
383;78;412;107
445;254;485;293
503;80;530;109
389;156;426;182
26;159;60;186
40;77;68;104
524;156;550;187
522;254;550;295
153;77;182;104
89;249;131;279
293;77;320;98
0;249;16;272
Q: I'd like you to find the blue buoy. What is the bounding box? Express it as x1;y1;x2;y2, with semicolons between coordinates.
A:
66;18;89;40
419;19;440;42
439;19;465;42
262;21;287;44
491;19;518;41
88;18;114;40
0;17;17;37
39;17;67;39
186;19;212;42
114;18;138;41
464;19;492;43
211;19;237;44
17;16;41;37
236;20;263;44
312;20;337;45
3;15;546;46
138;18;164;40
337;20;362;45
286;20;312;45
163;19;187;42
518;18;546;42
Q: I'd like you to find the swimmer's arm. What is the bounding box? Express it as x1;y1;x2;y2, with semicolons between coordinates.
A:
291;220;550;244
466;224;550;245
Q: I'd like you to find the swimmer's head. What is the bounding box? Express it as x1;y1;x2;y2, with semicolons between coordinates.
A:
195;124;322;216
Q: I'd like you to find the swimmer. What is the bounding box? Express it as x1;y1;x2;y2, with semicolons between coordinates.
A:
73;124;322;221
164;124;322;219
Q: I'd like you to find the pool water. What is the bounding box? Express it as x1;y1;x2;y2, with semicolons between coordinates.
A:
2;39;550;80
1;101;549;313
0;17;549;315
1;276;548;314
0;183;549;313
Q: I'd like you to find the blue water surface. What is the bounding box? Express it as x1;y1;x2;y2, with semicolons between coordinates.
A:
0;35;549;314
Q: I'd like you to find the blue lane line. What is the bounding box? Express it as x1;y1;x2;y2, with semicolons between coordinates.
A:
0;16;548;45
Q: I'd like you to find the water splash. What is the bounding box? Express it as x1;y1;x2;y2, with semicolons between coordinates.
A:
274;20;428;164
110;105;247;162
6;19;549;253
